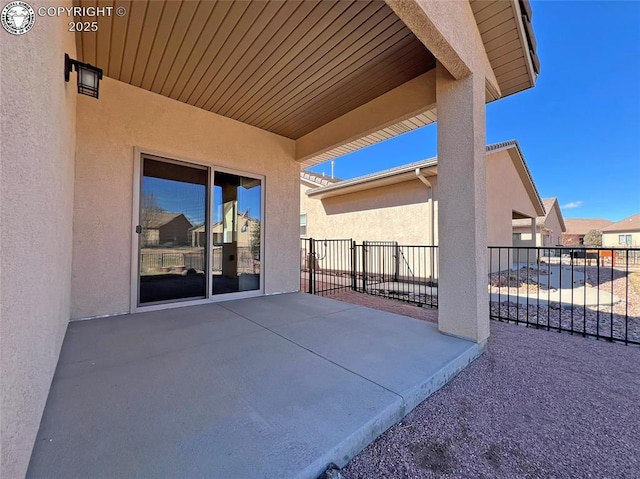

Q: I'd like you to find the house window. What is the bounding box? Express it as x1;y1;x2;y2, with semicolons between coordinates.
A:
619;234;632;246
300;214;307;236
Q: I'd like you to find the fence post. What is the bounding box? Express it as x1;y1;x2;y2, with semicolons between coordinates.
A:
309;238;315;294
394;241;399;282
351;240;357;291
362;242;367;293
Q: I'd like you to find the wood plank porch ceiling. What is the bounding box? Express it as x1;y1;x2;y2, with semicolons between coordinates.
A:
75;0;436;140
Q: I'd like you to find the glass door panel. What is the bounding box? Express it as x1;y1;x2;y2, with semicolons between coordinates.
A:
138;158;208;304
212;172;262;295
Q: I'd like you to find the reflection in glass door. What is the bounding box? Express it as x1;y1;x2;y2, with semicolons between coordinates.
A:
212;172;262;295
138;158;208;304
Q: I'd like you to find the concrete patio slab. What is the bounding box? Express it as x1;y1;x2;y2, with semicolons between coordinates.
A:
221;292;359;328
28;293;482;479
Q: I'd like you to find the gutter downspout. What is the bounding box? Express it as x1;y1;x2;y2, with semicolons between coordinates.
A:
415;168;435;246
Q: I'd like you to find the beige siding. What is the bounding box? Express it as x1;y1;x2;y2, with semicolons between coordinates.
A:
0;2;77;477
72;77;298;319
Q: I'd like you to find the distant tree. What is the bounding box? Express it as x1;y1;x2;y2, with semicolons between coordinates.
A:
140;192;167;247
583;229;602;247
140;191;165;229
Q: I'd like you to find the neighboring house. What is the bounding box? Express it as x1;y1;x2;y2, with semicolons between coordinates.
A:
562;219;613;246
301;140;545;249
142;212;193;247
2;1;540;475
601;213;640;247
300;172;342;236
190;214;260;248
512;197;566;247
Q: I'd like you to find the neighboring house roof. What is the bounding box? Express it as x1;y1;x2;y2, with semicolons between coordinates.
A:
600;213;640;233
144;212;191;229
300;171;342;187
305;140;545;217
512;197;566;232
563;218;613;235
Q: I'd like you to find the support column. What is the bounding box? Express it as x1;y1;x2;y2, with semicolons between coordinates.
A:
530;217;537;245
436;62;489;343
222;184;238;278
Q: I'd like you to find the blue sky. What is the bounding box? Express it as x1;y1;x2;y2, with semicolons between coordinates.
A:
309;1;640;222
144;177;262;226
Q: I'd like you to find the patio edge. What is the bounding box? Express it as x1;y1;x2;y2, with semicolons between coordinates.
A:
300;340;486;479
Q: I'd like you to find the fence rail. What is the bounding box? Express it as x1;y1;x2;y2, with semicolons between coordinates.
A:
300;238;438;307
489;246;640;345
141;246;258;275
301;239;640;346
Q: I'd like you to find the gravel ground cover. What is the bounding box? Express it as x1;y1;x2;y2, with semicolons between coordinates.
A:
489;265;640;344
322;291;640;479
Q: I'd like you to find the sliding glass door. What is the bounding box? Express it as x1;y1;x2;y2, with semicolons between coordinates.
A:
136;155;262;307
212;171;262;295
138;157;208;305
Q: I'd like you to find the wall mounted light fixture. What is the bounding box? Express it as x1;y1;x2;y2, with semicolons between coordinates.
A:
65;53;103;99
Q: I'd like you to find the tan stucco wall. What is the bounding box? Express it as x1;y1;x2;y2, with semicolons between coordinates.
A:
302;148;537;279
603;231;640;248
301;178;437;245
72;77;298;319
485;150;539;247
0;3;77;477
303;149;535;249
542;206;564;246
513;205;565;248
511;229;537;247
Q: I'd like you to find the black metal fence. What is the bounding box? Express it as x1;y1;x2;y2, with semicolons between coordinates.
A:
300;238;438;307
141;246;258;275
300;238;353;295
489;246;640;346
141;250;205;273
301;239;640;346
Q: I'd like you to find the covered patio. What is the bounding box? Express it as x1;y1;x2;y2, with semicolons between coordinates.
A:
27;294;481;478
3;1;539;476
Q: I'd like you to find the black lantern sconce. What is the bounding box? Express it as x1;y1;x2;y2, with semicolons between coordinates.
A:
65;53;103;99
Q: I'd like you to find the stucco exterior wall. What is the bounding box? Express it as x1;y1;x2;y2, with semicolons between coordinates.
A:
485;150;539;247
303;149;536;250
511;230;536;248
72;77;298;319
0;3;77;477
302;148;537;276
542;206;564;246
602;231;640;248
300;179;437;244
513;204;565;248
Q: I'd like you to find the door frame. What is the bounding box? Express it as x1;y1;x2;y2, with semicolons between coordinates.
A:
130;147;266;314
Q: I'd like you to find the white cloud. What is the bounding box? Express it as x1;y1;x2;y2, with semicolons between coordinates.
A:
562;201;583;209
